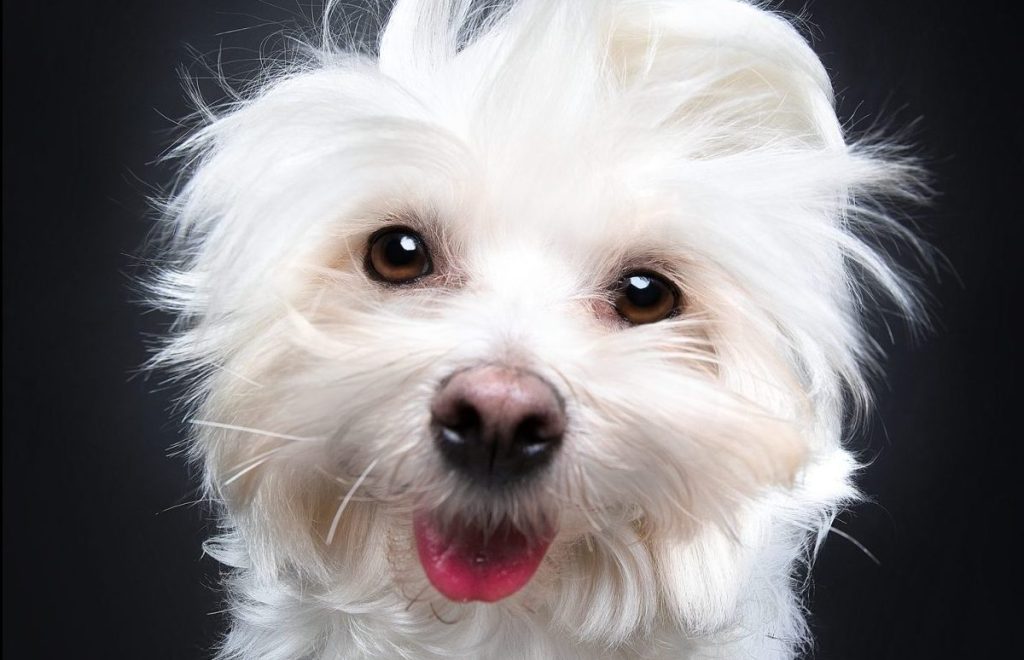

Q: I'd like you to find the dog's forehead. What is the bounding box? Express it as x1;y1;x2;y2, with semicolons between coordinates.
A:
432;141;683;258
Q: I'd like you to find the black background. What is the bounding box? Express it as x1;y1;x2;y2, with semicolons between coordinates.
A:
3;1;1020;658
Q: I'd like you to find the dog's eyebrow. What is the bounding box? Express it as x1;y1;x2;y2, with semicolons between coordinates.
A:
364;206;442;235
606;246;691;283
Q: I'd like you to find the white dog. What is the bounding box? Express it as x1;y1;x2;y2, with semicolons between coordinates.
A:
152;1;923;657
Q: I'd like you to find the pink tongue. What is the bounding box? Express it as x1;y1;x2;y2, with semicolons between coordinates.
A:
413;513;552;603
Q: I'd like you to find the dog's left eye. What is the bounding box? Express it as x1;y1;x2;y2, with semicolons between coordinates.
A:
614;271;680;324
366;227;432;283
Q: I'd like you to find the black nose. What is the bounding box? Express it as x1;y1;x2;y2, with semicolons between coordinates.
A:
430;366;565;487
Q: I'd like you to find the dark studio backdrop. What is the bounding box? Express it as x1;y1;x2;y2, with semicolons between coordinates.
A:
2;1;1020;658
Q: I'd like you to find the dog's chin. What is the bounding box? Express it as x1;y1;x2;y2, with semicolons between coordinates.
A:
412;510;555;603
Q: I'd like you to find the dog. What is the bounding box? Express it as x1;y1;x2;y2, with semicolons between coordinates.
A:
150;1;924;657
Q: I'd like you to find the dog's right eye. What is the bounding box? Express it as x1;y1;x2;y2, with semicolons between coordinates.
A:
366;228;432;284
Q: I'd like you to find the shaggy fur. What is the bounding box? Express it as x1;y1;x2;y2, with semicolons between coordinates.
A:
150;1;924;658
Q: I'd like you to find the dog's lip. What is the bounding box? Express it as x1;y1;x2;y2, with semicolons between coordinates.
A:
413;512;554;603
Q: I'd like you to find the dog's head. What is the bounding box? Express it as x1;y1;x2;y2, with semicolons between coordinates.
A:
154;0;921;645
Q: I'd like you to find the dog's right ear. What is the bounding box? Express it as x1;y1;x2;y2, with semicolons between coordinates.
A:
378;0;466;79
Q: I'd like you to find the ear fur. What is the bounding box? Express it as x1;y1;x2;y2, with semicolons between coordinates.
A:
606;0;842;150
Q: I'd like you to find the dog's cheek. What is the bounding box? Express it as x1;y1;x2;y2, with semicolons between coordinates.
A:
694;413;808;493
203;426;395;577
570;375;809;530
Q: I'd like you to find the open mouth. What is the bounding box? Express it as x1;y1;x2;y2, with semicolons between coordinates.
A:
413;512;554;602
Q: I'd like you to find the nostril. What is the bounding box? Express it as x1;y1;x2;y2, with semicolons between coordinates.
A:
513;414;561;448
450;403;481;434
435;402;480;454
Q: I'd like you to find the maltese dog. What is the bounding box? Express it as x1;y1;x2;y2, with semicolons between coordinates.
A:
151;0;923;657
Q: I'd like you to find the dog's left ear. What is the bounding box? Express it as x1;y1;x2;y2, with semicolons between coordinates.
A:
648;523;747;634
649;520;808;650
606;0;842;151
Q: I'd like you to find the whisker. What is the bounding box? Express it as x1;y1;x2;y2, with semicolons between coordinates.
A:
828;526;881;565
326;457;380;545
190;419;321;442
158;497;205;514
429;602;457;625
381;439;423;492
222;457;272;486
223;446;289;485
208;362;263;388
404;583;431;612
328;473;384;503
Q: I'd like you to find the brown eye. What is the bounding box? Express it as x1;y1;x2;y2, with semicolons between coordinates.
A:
366;228;432;283
614;271;679;324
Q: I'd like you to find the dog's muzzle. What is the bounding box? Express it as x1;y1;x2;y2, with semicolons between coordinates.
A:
430;365;565;487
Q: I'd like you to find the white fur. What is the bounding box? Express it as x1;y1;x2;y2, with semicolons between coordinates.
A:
151;1;924;658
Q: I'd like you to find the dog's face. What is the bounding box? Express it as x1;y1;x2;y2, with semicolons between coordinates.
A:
161;0;917;644
197;141;808;602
